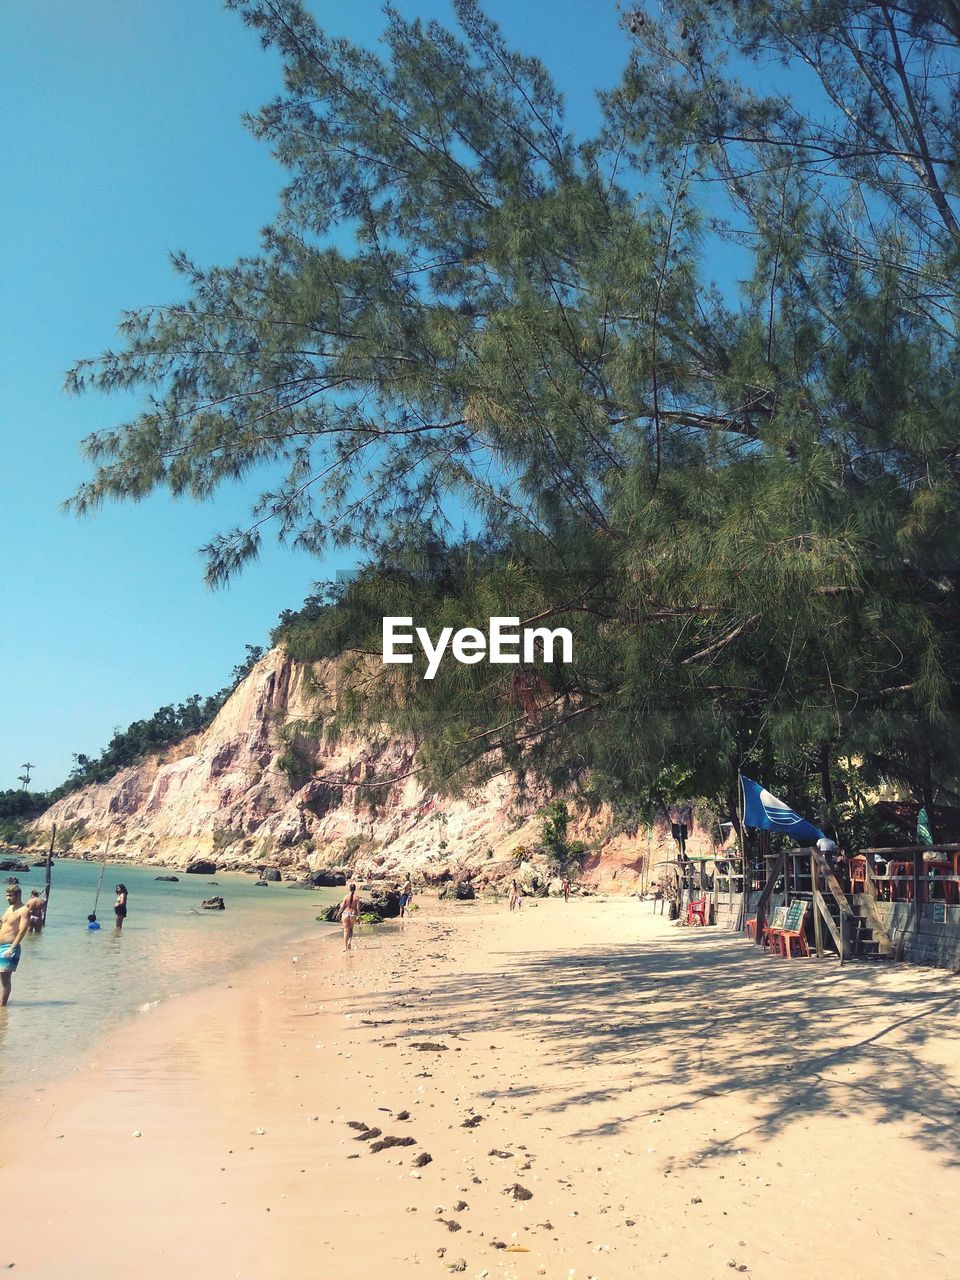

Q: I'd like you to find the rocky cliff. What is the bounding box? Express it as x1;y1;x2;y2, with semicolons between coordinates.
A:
35;648;719;891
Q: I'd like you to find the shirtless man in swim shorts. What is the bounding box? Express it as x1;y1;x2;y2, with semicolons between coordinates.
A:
1;884;31;1006
339;883;360;951
26;889;46;933
399;875;413;917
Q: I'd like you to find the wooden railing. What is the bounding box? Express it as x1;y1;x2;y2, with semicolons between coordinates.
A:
810;849;856;963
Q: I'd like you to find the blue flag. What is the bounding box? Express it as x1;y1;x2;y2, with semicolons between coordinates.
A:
740;774;824;845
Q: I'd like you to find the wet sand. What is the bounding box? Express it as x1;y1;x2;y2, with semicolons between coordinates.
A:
2;896;959;1279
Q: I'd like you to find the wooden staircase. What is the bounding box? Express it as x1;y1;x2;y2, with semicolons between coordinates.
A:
810;849;893;962
752;848;894;964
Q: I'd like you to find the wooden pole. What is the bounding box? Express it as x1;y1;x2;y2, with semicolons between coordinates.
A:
90;836;110;921
811;852;824;958
43;823;55;924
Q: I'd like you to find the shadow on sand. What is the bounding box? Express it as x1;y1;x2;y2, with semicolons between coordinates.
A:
365;924;960;1166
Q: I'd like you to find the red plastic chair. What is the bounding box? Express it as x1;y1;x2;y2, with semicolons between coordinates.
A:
687;897;707;926
888;860;911;901
849;855;867;896
761;906;789;954
779;907;812;958
924;859;955;904
747;916;777;949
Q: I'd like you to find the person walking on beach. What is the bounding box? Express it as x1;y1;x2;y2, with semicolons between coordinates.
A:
1;884;31;1007
400;875;413;917
339;883;360;951
26;889;46;933
114;884;129;930
508;879;523;911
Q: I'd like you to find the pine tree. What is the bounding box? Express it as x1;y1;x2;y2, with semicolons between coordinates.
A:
68;1;960;820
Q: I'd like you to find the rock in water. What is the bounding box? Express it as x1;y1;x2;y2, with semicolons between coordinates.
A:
201;896;226;910
186;859;217;875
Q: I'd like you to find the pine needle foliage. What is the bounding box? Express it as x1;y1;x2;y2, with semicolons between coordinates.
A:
68;1;960;824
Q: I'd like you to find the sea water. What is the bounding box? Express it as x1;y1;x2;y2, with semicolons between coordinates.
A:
0;859;341;1108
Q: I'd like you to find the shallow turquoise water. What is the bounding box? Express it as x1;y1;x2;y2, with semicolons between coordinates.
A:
0;859;340;1106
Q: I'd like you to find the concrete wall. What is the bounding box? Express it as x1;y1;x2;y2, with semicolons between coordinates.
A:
875;902;960;969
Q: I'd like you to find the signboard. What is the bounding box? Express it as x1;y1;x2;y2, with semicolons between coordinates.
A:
932;901;947;924
784;899;806;931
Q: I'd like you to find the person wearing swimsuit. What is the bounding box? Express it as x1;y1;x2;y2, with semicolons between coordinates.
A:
399;876;413;917
26;889;46;933
0;884;30;1007
114;884;129;930
339;883;360;951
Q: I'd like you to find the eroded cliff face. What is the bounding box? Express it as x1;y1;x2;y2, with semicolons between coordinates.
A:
35;648;717;890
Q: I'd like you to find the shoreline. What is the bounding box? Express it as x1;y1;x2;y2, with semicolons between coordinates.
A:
0;865;344;1121
3;897;960;1279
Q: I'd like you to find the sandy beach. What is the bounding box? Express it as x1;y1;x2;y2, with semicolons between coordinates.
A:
3;896;960;1280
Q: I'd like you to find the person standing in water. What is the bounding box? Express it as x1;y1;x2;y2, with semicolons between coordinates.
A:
339;883;360;950
114;884;128;930
0;884;31;1007
26;889;46;933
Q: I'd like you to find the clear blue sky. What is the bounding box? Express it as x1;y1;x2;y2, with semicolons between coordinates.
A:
0;0;626;791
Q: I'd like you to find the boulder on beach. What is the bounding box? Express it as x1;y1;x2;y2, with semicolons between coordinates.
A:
258;866;281;882
201;896;225;910
308;869;347;887
368;888;402;918
186;859;217;875
438;876;476;902
421;866;453;886
319;888;401;924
